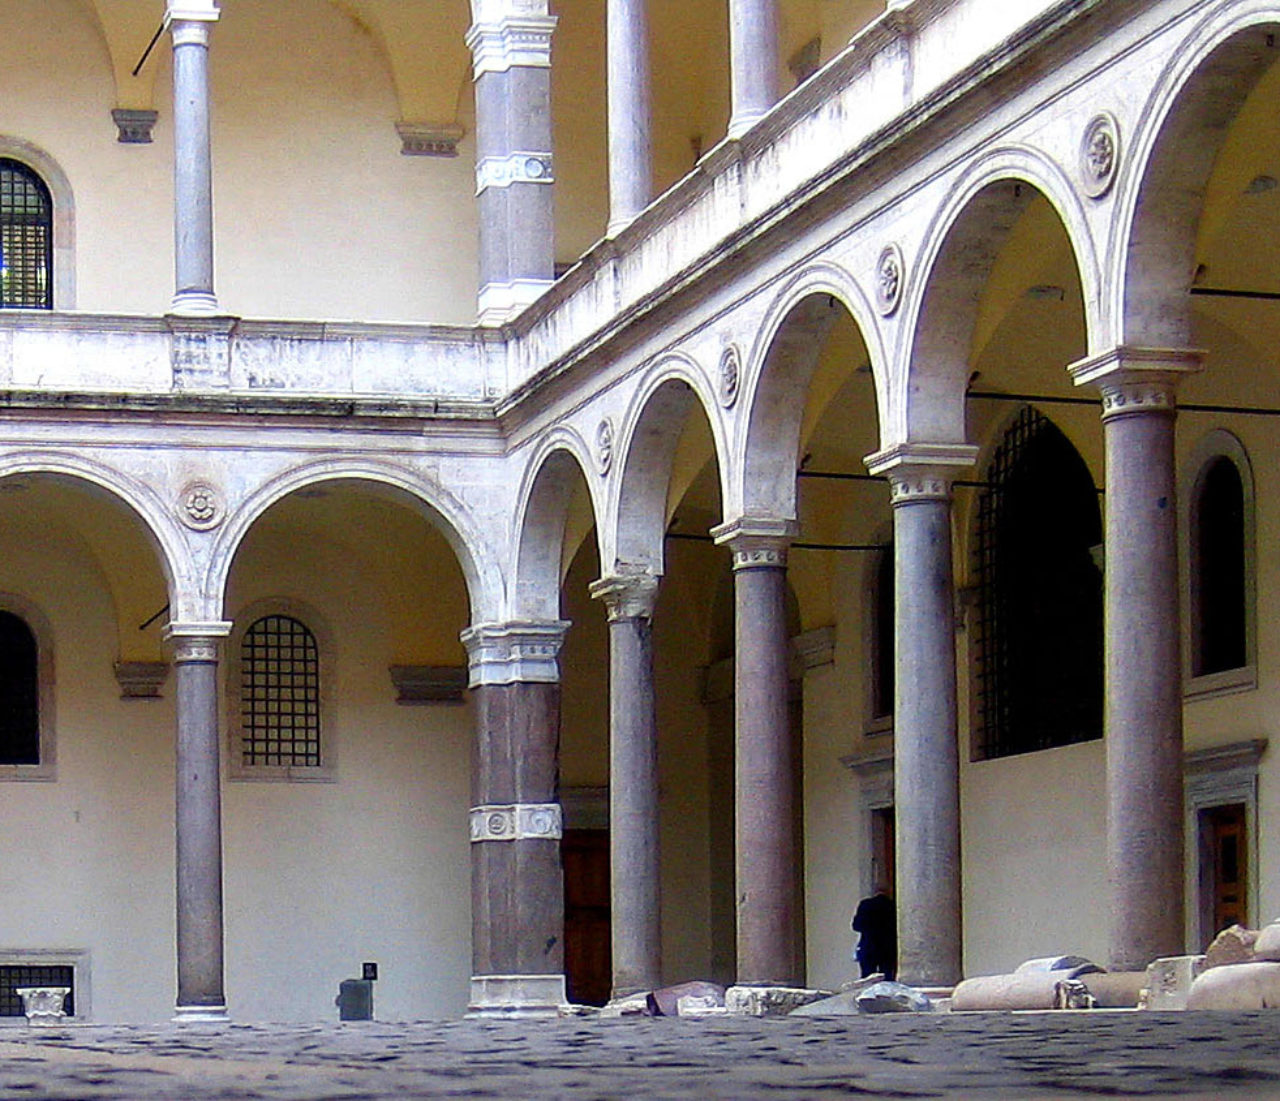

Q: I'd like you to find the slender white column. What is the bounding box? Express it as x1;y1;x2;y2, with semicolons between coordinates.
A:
727;0;779;138
167;2;221;316
1071;346;1202;971
866;444;976;988
163;620;232;1022
591;571;661;997
606;0;652;236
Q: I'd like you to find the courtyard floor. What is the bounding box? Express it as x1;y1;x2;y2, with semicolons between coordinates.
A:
1;1011;1279;1099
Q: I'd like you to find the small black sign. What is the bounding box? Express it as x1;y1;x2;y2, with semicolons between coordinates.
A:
362;962;378;982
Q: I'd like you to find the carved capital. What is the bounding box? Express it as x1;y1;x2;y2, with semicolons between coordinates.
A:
169;19;212;48
461;620;569;687
466;15;557;78
162;620;232;664
469;803;563;842
865;442;977;505
112;109;158;145
1069;346;1204;422
712;517;796;571
113;661;171;700
590;569;659;622
396;121;464;158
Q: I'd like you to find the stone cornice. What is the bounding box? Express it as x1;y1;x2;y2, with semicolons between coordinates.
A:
461;620;570;687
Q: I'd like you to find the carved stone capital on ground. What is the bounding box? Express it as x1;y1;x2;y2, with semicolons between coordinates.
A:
865;442;977;505
589;568;659;622
1069;346;1204;421
711;516;797;571
461;620;569;687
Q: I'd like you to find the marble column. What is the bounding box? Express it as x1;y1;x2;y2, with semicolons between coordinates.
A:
163;620;232;1021
590;570;661;997
866;444;976;988
1071;346;1202;971
167;2;221;316
466;5;558;325
727;0;779;138
606;0;652;236
712;517;796;985
462;621;570;1016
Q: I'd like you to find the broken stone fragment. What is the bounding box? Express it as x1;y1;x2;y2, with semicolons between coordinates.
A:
1252;921;1280;962
1204;924;1259;968
598;992;652;1018
1142;955;1206;1010
647;980;725;1017
724;985;829;1017
952;971;1076;1011
1076;971;1146;1008
855;981;934;1014
1187;961;1280;1009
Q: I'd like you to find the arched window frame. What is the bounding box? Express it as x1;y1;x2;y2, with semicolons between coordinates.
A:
0;138;74;310
0;594;56;782
227;599;336;782
862;526;894;736
1184;429;1256;700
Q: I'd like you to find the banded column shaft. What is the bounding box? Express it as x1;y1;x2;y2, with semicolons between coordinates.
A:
606;0;652;236
727;0;779;138
591;571;661;997
463;621;569;1016
1071;347;1202;970
467;7;558;325
168;2;220;316
866;444;976;988
164;620;232;1021
713;518;796;985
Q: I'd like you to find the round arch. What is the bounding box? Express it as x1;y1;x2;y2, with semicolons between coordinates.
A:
736;261;885;523
207;457;503;625
898;147;1100;446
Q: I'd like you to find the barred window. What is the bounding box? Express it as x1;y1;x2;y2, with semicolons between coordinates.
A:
0;964;73;1017
0;159;53;310
0;611;39;766
973;407;1103;760
240;615;321;769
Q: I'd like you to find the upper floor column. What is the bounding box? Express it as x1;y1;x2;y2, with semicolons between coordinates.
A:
1070;346;1203;971
167;1;221;317
606;0;652;236
727;0;779;139
466;1;558;326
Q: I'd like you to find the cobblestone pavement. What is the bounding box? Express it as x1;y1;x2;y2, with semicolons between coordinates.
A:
2;1012;1280;1100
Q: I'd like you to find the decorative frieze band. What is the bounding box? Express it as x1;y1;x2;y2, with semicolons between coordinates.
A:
461;620;569;687
470;803;563;842
476;152;554;194
466;16;557;78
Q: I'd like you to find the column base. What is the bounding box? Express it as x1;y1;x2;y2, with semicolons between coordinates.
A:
466;974;569;1019
169;290;222;317
172;1004;230;1024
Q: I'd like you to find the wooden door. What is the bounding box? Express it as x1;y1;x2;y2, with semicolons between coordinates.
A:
1199;802;1247;944
562;828;611;1006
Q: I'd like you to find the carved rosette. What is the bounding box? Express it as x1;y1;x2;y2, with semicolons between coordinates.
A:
1097;380;1176;418
169;636;221;664
1079;113;1119;199
475;152;554;193
179;481;223;531
595;417;615;476
887;473;951;504
875;244;904;316
719;345;741;408
469;803;563;842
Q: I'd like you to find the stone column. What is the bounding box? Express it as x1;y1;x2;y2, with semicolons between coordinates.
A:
712;517;796;985
462;620;570;1016
866;444;976;988
590;570;661;997
162;620;232;1021
167;2;221;316
1071;346;1202;971
466;4;558;325
727;0;779;138
606;0;652;236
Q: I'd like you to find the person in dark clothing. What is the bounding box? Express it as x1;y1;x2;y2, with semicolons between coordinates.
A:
852;883;897;980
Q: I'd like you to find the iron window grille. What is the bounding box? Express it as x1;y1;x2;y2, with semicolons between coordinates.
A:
973;406;1103;760
240;615;321;768
0;159;53;310
0;965;73;1017
0;611;40;766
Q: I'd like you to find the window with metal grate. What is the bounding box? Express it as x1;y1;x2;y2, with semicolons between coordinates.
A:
0;965;73;1017
0;611;39;766
0;159;53;310
241;614;321;768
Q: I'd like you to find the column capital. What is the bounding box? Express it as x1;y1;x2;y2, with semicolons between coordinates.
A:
461;620;570;687
166;1;220;24
589;568;659;622
466;14;558;78
162;620;232;663
1069;346;1205;421
711;516;796;570
865;442;978;504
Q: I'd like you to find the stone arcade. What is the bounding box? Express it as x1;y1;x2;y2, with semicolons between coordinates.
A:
0;0;1276;1021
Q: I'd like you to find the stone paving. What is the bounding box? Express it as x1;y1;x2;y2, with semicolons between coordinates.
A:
2;1012;1280;1099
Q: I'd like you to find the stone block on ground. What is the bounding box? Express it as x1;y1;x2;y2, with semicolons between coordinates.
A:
647;981;725;1018
1142;956;1205;1011
1187;961;1280;1010
1078;971;1146;1008
1252;921;1280;962
952;971;1074;1012
855;981;934;1014
725;985;829;1018
1204;924;1259;968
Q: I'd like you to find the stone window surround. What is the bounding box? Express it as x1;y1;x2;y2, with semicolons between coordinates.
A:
0;137;74;310
0;949;89;1024
0;593;56;782
1183;428;1257;700
862;531;893;738
226;597;336;783
841;750;893;899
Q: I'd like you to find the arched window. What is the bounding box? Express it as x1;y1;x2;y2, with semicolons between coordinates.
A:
973;407;1103;759
234;612;326;777
0;610;39;765
869;544;894;727
0;159;53;310
1189;436;1253;688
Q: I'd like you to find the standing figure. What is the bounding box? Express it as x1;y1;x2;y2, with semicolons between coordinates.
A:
852;883;897;980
